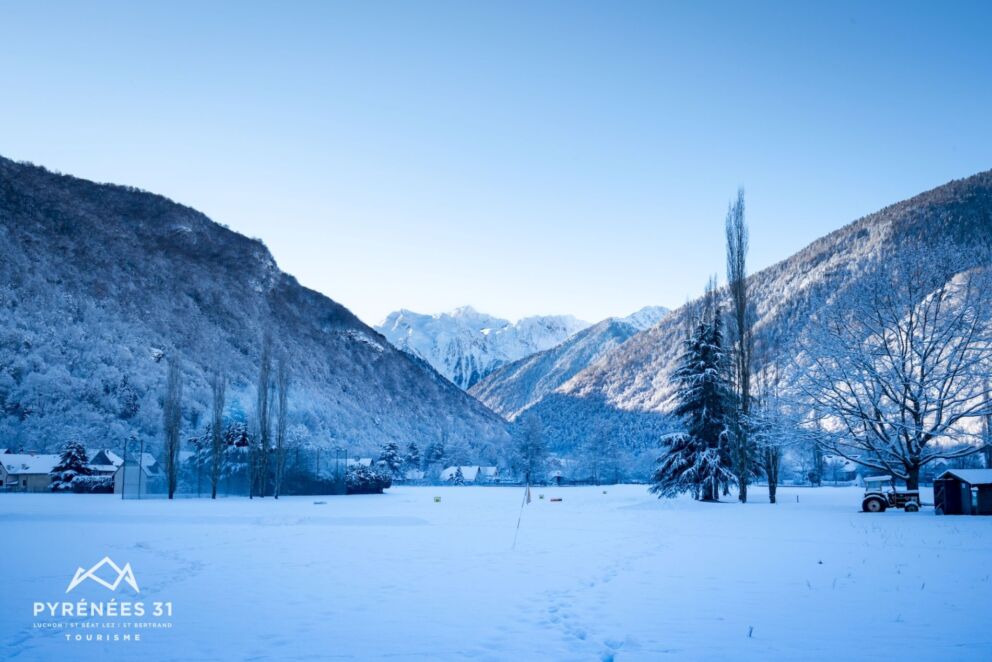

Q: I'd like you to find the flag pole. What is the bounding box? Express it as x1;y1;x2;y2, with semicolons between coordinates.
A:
511;481;531;550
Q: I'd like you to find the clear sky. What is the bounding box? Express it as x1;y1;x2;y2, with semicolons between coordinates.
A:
2;1;990;326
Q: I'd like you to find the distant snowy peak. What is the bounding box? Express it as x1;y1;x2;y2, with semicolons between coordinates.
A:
469;317;646;419
376;307;590;389
620;305;670;331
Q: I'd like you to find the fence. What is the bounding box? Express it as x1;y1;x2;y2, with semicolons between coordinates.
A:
117;443;353;499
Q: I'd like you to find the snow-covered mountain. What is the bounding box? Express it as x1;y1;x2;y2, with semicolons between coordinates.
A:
0;157;510;459
513;171;992;453
469;307;669;419
376;306;590;389
621;305;669;330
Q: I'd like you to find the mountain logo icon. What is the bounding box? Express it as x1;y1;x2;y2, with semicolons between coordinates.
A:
65;557;140;594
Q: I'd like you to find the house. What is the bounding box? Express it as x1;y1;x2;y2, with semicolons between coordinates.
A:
113;453;165;497
439;466;499;483
934;469;992;515
477;466;499;483
87;449;124;477
402;469;426;482
821;455;864;484
0;453;61;492
346;458;374;468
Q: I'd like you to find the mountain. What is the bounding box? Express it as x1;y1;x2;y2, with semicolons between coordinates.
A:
0;157;510;459
469;306;669;420
515;172;992;452
621;305;670;330
376;306;590;389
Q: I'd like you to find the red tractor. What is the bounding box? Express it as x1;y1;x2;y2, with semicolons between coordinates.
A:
861;476;921;512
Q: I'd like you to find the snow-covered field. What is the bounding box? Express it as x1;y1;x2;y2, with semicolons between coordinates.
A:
2;485;990;661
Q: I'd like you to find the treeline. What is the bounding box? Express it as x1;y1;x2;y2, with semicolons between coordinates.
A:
651;190;992;502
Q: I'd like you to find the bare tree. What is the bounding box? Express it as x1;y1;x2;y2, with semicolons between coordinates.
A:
984;378;992;468
209;370;226;499
254;333;273;498
799;250;992;489
725;188;754;502
163;356;183;499
514;413;548;485
273;357;289;499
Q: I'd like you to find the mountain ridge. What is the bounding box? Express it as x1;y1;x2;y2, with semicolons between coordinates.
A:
469;307;669;419
0;156;510;459
518;170;992;450
376;306;591;389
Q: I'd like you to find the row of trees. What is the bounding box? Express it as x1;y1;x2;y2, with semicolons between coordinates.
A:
160;333;293;499
653;190;992;501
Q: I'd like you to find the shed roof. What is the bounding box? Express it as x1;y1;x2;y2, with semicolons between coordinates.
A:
937;469;992;486
2;453;60;475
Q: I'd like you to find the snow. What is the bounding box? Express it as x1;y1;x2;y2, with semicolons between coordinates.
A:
620;306;669;331
937;468;992;485
376;306;591;389
2;485;990;660
1;453;60;475
439;466;498;482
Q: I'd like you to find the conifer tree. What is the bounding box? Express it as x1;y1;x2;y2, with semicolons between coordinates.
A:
50;440;92;491
378;441;403;476
404;442;421;471
651;301;736;501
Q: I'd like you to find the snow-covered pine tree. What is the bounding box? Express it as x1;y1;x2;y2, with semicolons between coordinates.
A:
378;442;402;476
449;466;465;485
651;301;736;501
422;440;445;471
404;441;421;472
50;440;92;491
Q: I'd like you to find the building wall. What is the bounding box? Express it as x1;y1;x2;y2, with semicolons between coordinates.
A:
114;465;163;497
0;469;52;492
977;485;992;515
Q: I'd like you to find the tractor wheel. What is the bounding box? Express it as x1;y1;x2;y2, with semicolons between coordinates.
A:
862;496;887;513
904;502;920;513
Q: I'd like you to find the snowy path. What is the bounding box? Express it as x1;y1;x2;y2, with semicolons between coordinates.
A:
2;485;990;660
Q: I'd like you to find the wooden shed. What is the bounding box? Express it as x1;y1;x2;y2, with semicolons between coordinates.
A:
933;469;992;515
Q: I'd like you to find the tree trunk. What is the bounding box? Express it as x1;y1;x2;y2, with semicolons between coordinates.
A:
765;447;778;504
906;464;921;491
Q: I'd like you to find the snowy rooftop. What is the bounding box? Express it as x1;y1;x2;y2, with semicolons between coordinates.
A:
938;469;992;486
87;448;124;472
440;466;498;481
2;453;60;475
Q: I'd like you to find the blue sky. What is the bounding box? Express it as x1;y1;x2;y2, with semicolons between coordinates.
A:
2;1;990;325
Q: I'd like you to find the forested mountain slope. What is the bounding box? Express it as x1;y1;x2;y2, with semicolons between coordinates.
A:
0;157;509;459
525;171;992;451
470;318;646;420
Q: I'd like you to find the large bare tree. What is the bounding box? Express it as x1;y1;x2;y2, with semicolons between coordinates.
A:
725;189;755;502
163;356;183;499
753;356;786;503
799;249;992;489
984;378;992;468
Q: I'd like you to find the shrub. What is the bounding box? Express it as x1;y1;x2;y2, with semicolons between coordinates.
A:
69;475;115;494
346;465;392;495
